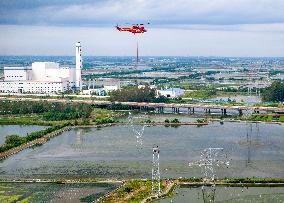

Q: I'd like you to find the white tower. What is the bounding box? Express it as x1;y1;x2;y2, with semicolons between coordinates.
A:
75;42;82;91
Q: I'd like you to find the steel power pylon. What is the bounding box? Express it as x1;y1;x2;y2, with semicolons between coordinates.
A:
128;112;148;146
152;146;161;196
189;148;229;202
189;148;229;181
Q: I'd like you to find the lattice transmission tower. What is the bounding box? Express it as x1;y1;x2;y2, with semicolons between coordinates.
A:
152;146;161;196
189;148;229;181
128;112;148;146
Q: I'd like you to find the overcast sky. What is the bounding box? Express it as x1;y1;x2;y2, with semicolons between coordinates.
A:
0;0;284;57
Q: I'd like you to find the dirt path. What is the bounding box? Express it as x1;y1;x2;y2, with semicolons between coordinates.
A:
141;181;175;203
121;186;147;203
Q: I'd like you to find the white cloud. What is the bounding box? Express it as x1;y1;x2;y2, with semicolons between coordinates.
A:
0;24;283;57
1;0;284;26
167;23;284;33
1;1;283;56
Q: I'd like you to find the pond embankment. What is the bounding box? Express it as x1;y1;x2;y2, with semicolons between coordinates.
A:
0;126;72;160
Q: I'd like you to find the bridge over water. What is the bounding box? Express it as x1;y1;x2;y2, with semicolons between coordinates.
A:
105;101;284;115
1;97;283;116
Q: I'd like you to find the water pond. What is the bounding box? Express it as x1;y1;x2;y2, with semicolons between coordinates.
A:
0;182;118;203
0;125;48;145
155;186;284;203
212;95;261;105
0;122;283;179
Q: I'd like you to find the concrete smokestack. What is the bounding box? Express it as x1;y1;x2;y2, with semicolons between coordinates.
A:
75;42;82;91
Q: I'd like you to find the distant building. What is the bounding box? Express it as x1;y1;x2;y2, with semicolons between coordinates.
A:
0;42;82;94
82;85;119;96
271;74;284;80
82;88;105;96
104;85;120;93
87;78;133;89
138;84;156;89
157;88;184;98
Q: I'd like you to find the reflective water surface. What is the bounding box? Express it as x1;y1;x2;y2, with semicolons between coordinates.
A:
0;125;47;145
213;95;262;105
0;182;118;203
155;186;284;203
0;122;283;179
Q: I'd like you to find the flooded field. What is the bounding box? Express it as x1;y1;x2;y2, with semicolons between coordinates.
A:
0;122;283;179
0;125;47;145
213;95;262;105
0;182;118;203
155;186;284;203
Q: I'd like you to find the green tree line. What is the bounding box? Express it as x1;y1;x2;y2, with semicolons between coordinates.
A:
0;124;68;153
109;86;169;103
0;100;93;121
262;81;284;102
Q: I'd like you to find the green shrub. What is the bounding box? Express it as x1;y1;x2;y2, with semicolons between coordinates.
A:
93;117;114;124
197;118;207;123
145;119;152;123
0;100;92;119
262;81;284;102
0;135;26;151
0;124;68;153
171;118;180;123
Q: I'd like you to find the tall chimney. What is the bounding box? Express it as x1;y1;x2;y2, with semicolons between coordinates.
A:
75;42;82;91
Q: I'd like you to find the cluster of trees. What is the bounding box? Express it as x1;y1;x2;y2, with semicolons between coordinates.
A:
43;103;92;121
0;100;49;115
109;85;169;103
262;81;284;102
165;118;180;123
197;118;207;123
109;86;155;102
0;100;93;121
3;135;24;150
164;118;181;127
93;117;114;124
0;124;68;153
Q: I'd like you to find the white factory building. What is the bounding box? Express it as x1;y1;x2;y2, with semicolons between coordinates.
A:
0;42;82;94
157;88;184;98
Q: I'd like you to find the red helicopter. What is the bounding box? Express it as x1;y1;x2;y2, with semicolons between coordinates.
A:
115;23;149;34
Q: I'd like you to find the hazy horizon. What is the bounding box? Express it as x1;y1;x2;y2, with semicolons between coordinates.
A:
0;1;284;57
1;55;284;58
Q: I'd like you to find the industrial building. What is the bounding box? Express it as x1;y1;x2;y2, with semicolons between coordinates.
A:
0;42;82;94
157;88;184;98
82;85;120;96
